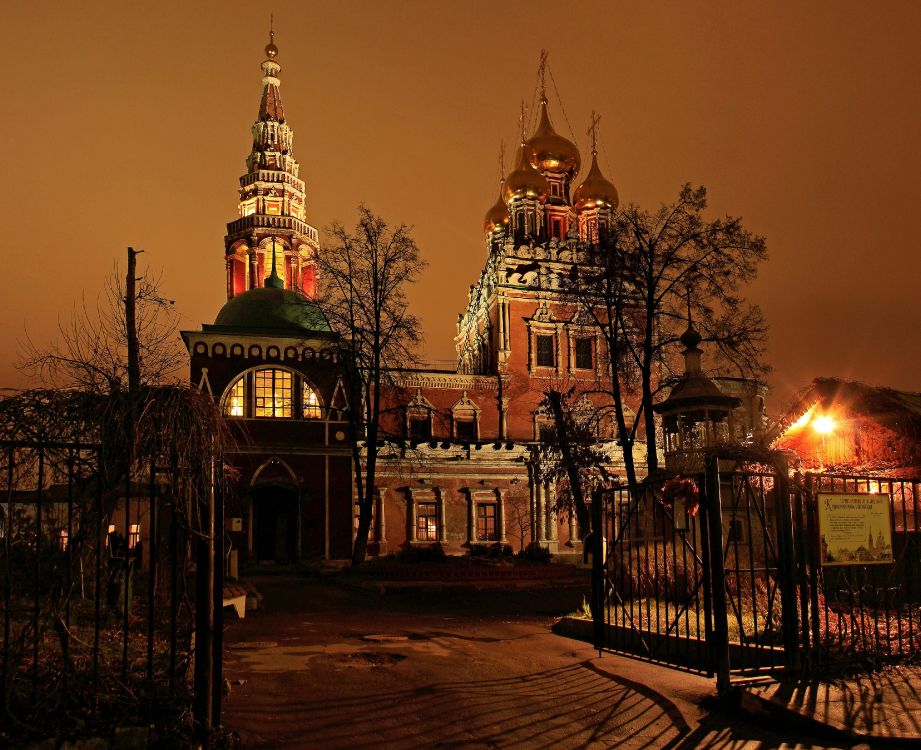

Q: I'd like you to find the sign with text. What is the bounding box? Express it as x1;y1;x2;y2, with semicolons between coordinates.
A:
817;492;893;566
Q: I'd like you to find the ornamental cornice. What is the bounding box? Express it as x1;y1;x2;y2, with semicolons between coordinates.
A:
181;329;338;364
392;371;499;391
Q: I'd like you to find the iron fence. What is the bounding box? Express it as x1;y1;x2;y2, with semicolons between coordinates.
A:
593;458;921;689
0;439;224;745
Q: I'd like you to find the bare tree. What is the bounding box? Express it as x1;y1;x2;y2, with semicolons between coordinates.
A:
20;251;185;393
317;206;426;565
565;184;768;477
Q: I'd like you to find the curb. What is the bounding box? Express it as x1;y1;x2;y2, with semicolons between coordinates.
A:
733;685;921;748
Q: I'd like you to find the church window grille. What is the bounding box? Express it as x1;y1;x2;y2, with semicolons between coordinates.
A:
416;503;439;541
536;335;555;367
254;369;293;418
476;503;498;542
303;383;322;419
574;338;594;370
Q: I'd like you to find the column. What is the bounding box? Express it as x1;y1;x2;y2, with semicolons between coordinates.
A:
569;512;578;546
527;465;536;546
248;251;258;290
436;489;446;543
463;490;475;546
226;258;233;298
377;488;387;544
546;481;558;542
535;477;546;543
497;488;507;544
406;490;416;543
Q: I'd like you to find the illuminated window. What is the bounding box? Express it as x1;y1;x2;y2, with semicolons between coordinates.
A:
416;503;438;542
303;383;322;419
224;376;245;417
254;369;292;418
574;338;593;370
128;524;140;549
241;200;257;217
476;504;498;542
265;200;282;216
536;335;555;367
58;529;68;551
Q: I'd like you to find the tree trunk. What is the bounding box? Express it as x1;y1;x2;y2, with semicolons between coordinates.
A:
545;390;589;549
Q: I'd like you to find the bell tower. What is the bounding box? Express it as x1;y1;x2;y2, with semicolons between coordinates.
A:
224;24;320;300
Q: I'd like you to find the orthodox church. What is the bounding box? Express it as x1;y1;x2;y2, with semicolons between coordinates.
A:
183;32;762;564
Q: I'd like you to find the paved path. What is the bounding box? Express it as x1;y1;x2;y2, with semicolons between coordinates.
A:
221;575;861;749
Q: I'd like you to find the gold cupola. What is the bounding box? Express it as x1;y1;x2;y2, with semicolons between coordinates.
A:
484;184;510;236
528;97;581;177
574;150;619;212
503;140;549;205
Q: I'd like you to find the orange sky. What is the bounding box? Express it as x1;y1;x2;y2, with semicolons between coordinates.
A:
2;1;920;412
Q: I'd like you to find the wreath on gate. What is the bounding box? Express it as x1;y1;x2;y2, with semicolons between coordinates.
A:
661;476;700;517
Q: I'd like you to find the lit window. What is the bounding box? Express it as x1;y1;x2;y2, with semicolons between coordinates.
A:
303;383;322;419
128;524;140;549
574;338;593;370
416;503;438;541
477;504;498;542
536;335;555;367
224;376;245;417
254;369;292;418
265;200;281;216
58;529;68;551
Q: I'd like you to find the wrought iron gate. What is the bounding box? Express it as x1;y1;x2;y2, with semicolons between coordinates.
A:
591;455;921;690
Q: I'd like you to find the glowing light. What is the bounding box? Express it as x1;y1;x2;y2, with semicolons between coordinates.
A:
789;410;812;430
813;416;834;434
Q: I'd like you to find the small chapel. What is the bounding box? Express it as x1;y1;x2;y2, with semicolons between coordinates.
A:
183;31;763;564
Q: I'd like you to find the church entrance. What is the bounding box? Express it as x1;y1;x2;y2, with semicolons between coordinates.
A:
251;484;299;563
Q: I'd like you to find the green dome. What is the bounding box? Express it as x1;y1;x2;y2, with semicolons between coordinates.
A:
210;287;331;336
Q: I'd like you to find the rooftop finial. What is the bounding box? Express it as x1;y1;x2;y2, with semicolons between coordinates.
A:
538;49;549;101
265;13;279;59
587;111;601;156
498;140;505;185
265;237;284;288
518;101;527;144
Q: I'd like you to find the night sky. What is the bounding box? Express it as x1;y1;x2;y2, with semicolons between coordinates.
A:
3;1;920;411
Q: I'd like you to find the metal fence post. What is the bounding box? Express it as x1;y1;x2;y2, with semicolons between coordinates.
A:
773;456;800;671
705;454;730;695
591;485;605;650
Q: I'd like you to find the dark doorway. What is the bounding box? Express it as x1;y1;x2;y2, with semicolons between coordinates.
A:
251;484;299;563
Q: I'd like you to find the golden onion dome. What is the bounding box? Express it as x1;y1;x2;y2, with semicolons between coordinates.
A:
484;185;510;236
527;97;581;176
503;141;549;205
573;151;619;212
265;30;279;59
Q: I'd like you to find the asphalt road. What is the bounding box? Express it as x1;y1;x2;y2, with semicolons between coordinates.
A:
220;574;862;750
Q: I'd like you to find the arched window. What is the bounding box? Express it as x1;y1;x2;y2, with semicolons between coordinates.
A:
254;369;292;418
221;368;324;421
303;382;322;419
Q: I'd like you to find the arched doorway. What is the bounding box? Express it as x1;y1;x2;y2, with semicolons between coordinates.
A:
250;483;299;564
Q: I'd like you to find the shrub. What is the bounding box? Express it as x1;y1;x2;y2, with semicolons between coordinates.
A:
397;542;447;563
517;543;553;564
608;541;697;605
466;543;514;560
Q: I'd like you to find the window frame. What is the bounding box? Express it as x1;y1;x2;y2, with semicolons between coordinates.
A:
574;337;594;371
221;367;325;421
416;502;439;542
535;334;555;368
476;503;498;542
